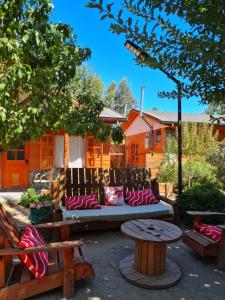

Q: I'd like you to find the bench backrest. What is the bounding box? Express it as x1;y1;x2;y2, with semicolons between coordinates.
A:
53;168;159;205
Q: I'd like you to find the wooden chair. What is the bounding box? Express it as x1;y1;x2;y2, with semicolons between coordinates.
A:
0;203;94;300
182;211;225;269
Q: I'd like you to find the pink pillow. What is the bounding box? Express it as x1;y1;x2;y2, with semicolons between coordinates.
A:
125;188;159;207
19;224;48;280
104;186;125;206
196;223;222;242
65;194;101;210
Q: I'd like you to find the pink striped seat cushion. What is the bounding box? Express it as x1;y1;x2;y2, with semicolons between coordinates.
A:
19;224;48;280
196;223;222;242
104;186;125;206
65;194;101;210
125;188;159;207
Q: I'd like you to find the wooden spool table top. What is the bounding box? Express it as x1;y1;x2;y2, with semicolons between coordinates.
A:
121;219;182;244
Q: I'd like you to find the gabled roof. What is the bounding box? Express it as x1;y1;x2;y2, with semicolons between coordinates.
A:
100;107;127;122
131;109;225;125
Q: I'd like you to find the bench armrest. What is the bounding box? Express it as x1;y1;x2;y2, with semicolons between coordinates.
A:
158;195;176;207
0;240;83;256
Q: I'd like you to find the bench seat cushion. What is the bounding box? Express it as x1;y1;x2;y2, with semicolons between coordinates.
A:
62;203;173;222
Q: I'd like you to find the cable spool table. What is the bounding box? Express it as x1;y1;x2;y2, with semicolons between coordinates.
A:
120;219;182;289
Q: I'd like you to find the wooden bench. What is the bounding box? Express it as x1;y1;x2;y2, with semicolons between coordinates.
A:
51;168;179;230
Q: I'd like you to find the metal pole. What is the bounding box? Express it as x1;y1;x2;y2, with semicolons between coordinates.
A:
140;86;145;117
177;83;182;196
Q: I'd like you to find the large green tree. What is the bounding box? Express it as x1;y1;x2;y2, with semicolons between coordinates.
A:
103;78;136;114
86;0;225;108
0;0;111;149
114;78;136;114
104;81;117;109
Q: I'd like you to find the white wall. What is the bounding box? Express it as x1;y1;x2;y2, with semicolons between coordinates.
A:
54;136;86;168
125;116;152;136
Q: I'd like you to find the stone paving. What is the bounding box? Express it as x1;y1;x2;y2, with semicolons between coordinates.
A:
32;230;225;300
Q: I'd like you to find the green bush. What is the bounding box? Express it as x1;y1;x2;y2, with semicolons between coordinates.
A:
20;188;52;208
177;183;225;226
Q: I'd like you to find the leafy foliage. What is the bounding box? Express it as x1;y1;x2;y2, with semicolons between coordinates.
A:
86;0;225;108
20;188;51;208
208;147;225;188
0;0;115;149
104;81;117;109
177;184;225;226
158;123;221;188
103;78;136;115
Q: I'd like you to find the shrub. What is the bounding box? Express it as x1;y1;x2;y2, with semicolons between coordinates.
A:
20;188;52;208
177;183;225;227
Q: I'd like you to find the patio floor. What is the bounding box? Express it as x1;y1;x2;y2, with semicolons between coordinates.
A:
29;229;225;300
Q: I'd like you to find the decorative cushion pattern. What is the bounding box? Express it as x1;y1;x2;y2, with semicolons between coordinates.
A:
125;188;159;207
65;194;101;210
104;186;125;206
196;223;222;242
19;224;48;280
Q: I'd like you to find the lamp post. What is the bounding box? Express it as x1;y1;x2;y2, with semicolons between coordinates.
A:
125;40;182;196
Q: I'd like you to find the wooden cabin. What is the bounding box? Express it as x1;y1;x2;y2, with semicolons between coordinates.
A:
123;109;225;177
0;108;127;189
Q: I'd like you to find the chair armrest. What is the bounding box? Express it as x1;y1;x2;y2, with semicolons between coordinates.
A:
187;211;225;217
35;220;80;229
0;240;83;256
158;195;176;207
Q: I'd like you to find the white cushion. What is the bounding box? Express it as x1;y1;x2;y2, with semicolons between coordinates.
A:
62;203;173;222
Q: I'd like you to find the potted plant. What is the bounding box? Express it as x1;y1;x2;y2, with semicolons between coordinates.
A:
20;188;52;224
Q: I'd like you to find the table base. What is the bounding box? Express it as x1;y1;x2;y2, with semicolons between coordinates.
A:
120;255;182;289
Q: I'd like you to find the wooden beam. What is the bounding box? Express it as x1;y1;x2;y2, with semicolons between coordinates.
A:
64;132;70;171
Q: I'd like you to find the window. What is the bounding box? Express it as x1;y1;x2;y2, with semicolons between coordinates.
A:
7;146;25;160
40;135;54;169
131;144;139;166
155;129;161;142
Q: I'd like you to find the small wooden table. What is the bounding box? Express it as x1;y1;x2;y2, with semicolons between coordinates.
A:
120;219;182;289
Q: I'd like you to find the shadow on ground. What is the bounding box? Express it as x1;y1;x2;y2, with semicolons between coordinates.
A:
30;229;225;300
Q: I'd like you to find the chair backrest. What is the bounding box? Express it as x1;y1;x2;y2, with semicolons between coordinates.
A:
54;168;158;205
0;203;20;248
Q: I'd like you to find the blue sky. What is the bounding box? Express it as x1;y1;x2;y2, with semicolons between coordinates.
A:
51;0;207;114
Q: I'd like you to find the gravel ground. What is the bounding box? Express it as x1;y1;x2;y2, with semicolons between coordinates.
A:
31;229;225;300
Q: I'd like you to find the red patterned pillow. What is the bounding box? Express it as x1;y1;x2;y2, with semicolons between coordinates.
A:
125;188;159;207
196;223;222;242
104;186;125;206
19;224;48;280
65;194;101;210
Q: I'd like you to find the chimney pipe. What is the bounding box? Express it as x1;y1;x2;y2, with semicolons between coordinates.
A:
140;86;145;117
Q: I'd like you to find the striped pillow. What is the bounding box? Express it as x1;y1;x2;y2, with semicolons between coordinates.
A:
65;194;101;210
19;224;48;280
196;223;222;242
125;188;159;207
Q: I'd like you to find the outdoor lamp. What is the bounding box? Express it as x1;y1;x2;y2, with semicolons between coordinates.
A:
124;40;183;196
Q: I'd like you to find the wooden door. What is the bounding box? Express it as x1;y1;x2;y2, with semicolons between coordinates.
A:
3;145;29;188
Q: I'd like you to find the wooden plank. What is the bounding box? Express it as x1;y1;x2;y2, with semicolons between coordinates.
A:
72;168;78;196
62;248;75;298
66;168;72;196
92;168;98;197
79;168;85;195
0;230;6;288
86;168;92;195
64;133;70;171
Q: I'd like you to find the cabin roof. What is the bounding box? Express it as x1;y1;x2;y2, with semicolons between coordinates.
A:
131;109;225;125
100;107;127;122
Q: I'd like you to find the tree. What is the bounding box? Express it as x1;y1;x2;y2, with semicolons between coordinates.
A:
0;0;111;150
205;104;225;116
86;1;225;108
104;81;117;109
114;78;136;114
158;123;221;188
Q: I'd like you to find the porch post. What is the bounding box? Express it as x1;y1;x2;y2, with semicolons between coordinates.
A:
64;132;70;171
